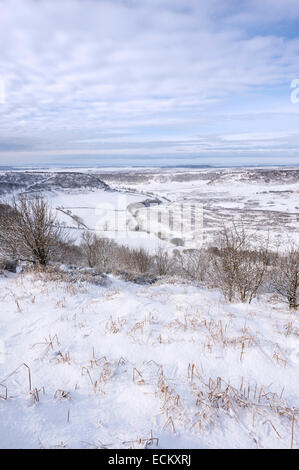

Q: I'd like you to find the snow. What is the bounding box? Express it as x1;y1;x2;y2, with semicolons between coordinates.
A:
1;167;298;250
0;166;298;448
47;189;174;252
0;269;298;449
98;168;299;248
34;166;299;252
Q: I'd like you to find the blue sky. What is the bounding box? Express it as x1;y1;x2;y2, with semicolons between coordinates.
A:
0;0;299;167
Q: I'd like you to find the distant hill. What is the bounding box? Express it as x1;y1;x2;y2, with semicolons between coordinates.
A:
0;171;111;195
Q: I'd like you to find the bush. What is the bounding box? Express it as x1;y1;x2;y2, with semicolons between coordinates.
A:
0;195;68;266
80;232;118;270
81;232;154;275
51;241;85;266
209;223;269;303
270;243;299;310
174;249;209;282
126;247;152;273
154;246;174;276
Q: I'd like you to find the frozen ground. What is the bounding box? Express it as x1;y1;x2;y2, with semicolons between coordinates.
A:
0;269;298;449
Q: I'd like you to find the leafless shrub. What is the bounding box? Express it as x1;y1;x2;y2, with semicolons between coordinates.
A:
270;243;299;310
153;246;174;276
0;194;68;266
81;231;172;277
51;240;84;266
80;231;100;268
80;231;118;270
81;232;152;274
116;245;153;274
174;248;209;282
128;247;152;273
209;222;269;303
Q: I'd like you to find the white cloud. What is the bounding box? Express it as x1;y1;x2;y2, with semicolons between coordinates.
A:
0;0;298;165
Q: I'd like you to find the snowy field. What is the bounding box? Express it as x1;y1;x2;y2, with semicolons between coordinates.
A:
1;166;298;251
49;190;172;252
0;167;298;449
95;167;299;249
0;269;298;449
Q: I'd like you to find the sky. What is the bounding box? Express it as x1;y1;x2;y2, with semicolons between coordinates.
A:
0;0;299;167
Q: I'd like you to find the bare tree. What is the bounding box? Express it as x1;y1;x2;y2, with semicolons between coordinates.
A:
210;222;269;303
0;194;67;266
271;243;299;310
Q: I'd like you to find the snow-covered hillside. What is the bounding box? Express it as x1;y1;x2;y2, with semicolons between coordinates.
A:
0;269;298;449
1;167;298;251
97;167;299;248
